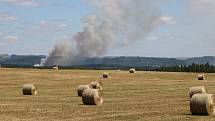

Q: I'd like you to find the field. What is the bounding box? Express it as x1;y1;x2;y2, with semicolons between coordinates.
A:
0;68;215;121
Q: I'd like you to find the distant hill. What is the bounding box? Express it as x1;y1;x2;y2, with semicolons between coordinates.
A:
0;55;46;66
0;54;10;61
82;57;185;67
184;56;215;65
0;54;215;67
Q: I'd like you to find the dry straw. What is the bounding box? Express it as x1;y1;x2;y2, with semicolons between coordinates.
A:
189;86;207;98
190;94;215;116
89;81;102;90
77;85;90;97
129;68;135;73
198;74;205;80
82;89;104;105
102;72;110;78
22;84;37;95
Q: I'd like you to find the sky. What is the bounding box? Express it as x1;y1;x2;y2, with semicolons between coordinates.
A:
0;0;214;57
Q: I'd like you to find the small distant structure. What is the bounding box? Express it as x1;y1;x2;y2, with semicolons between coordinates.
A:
34;64;42;68
53;66;59;70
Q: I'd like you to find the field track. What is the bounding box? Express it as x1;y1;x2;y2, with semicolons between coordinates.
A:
0;68;215;121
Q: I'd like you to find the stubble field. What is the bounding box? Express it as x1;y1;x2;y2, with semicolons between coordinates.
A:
0;68;215;121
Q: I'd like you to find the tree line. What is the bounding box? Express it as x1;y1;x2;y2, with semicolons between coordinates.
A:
1;63;215;73
155;63;215;73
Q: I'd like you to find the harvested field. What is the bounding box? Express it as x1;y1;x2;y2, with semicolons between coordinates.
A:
0;68;215;121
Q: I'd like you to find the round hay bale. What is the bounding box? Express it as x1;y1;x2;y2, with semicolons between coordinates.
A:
82;89;104;105
102;72;110;78
89;81;102;90
198;74;205;80
190;94;215;116
129;68;135;73
189;86;207;98
22;84;37;95
77;85;90;97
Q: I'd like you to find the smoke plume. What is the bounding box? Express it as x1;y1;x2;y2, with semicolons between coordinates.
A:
44;0;165;66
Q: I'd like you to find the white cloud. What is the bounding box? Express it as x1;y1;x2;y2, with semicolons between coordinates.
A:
55;36;69;40
191;0;215;14
0;13;18;22
0;32;4;36
165;33;172;37
160;16;173;21
4;35;18;42
24;20;69;41
39;20;49;27
56;24;67;28
39;20;46;24
39;20;67;29
0;0;39;7
146;36;158;41
0;33;20;43
159;16;176;24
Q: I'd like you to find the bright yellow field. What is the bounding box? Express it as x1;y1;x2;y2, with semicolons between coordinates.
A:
0;68;215;121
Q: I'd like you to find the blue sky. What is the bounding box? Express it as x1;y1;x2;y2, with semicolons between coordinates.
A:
0;0;214;57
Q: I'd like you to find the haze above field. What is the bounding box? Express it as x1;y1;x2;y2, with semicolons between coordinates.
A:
0;0;215;57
